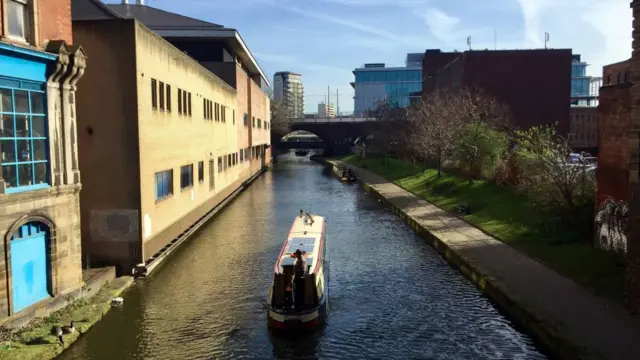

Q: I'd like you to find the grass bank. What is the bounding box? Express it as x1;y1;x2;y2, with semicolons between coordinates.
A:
339;155;625;302
0;277;133;360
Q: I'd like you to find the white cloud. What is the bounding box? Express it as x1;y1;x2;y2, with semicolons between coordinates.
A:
422;8;461;44
516;0;632;75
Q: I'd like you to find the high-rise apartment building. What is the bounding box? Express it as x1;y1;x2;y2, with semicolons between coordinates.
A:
273;72;304;119
318;102;335;117
351;53;423;116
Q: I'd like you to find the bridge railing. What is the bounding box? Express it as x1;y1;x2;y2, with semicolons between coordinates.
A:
290;117;379;124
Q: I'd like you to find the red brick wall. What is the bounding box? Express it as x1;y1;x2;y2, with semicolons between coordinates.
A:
422;49;460;95
596;84;632;206
38;0;73;47
462;50;573;135
603;59;631;86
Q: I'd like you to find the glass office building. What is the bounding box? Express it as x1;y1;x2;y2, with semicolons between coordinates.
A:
351;53;423;116
571;54;600;106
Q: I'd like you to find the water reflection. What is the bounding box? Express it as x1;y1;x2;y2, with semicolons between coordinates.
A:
58;153;547;360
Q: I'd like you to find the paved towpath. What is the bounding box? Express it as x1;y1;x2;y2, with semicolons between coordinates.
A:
333;160;640;360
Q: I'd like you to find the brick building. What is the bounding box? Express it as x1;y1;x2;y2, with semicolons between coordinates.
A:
596;83;631;206
71;0;271;273
604;59;631;86
0;0;87;326
423;49;573;136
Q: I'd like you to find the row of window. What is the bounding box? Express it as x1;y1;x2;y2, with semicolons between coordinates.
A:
150;80;271;129
154;145;267;201
150;78;194;117
354;70;422;84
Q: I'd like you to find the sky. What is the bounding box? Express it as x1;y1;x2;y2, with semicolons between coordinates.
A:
106;0;631;114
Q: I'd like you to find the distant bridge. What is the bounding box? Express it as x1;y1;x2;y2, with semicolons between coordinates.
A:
274;117;394;156
290;117;379;124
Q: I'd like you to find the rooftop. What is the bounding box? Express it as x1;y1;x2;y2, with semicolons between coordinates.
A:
72;0;269;87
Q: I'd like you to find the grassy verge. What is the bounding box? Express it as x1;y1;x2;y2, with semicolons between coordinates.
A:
0;277;133;360
339;155;625;302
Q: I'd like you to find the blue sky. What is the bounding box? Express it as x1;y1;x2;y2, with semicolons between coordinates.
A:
106;0;631;114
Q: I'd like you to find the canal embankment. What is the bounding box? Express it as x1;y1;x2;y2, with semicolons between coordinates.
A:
0;166;270;360
320;157;640;360
0;274;133;360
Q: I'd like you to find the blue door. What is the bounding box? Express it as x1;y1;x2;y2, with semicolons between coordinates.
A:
10;222;50;313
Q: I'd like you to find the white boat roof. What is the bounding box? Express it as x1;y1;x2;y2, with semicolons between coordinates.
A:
277;213;325;274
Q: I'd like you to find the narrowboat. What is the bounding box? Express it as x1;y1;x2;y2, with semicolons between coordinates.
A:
267;211;329;330
333;164;356;182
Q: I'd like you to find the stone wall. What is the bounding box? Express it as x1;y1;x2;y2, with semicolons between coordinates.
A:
0;185;83;325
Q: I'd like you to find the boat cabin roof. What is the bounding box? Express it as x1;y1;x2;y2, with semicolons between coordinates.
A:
276;214;325;274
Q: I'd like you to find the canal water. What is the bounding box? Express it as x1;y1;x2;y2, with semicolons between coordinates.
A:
59;153;547;360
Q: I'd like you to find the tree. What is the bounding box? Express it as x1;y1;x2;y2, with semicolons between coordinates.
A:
453;89;511;182
408;91;467;178
270;98;293;136
513;125;595;227
363;99;409;164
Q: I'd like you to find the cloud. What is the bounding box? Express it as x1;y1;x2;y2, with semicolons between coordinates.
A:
516;0;631;74
422;8;461;44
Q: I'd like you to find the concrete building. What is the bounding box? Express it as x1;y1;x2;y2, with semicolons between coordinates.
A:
568;107;598;152
318;102;335;118
71;0;271;273
273;71;304;119
351;53;423;116
0;0;87;327
423;49;572;136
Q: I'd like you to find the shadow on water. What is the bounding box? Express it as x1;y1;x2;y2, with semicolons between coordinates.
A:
57;153;548;360
268;327;325;360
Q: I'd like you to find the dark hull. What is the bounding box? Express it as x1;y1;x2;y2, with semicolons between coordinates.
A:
267;297;327;331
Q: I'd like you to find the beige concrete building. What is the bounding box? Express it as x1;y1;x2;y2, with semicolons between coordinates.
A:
72;0;271;273
568;106;598;150
0;0;87;327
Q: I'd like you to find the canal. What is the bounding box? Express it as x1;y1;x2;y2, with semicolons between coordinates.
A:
59;154;547;360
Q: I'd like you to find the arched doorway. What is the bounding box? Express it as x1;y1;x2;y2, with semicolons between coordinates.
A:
10;221;51;313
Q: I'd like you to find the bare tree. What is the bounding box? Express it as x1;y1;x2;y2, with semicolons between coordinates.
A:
270;98;293;135
408;91;467;178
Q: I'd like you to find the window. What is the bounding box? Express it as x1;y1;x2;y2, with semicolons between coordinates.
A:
233;110;235;125
215;103;219;121
240;149;244;162
187;92;192;116
243;113;248;126
151;79;157;109
252;117;256;127
258;118;262;128
0;81;49;193
166;84;172;112
227;154;232;167
182;90;187;115
208;159;215;190
180;164;193;189
155;170;173;200
7;0;30;41
178;89;183;114
223;155;227;170
221;105;225;123
198;161;204;182
159;81;165;110
217;156;223;173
